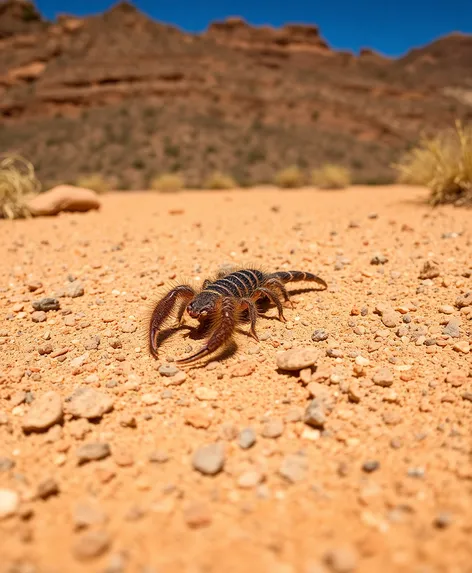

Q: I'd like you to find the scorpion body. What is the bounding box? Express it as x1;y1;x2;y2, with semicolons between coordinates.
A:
148;267;327;364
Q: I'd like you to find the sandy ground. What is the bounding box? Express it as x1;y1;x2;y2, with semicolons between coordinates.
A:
0;185;471;573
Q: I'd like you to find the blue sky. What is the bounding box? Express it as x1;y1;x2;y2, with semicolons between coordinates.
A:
35;0;472;57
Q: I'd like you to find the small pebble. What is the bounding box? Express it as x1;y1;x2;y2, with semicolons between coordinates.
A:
73;530;111;561
261;418;284;439
77;443;111;465
158;364;180;377
239;428;257;449
120;321;137;333
32;297;60;312
439;305;454;315
66;388;114;420
324;545;359;573
237;470;263;489
184;502;212;529
141;394;159;406
419;260;440;279
370;254;388;265
453;340;470;354
36;478;60;500
0;457;15;472
303;400;326;429
372;367;394;387
67;282;85;298
443;318;461;338
276;347;321;371
195;387;218;401
22;391;63;432
362;460;380;473
192;443;225;476
433;511;452;529
311;329;329;342
109;338;122;349
0;489;19;519
84;336;100;351
279;454;307;483
148;450;169;464
38;343;53;355
31;311;47;323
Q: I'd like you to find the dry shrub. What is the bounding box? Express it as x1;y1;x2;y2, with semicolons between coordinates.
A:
204;171;237;190
0;154;41;219
75;173;112;194
311;164;351;189
394;121;472;206
274;166;304;188
150;173;185;193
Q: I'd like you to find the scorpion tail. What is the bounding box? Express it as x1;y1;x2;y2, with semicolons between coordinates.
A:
267;270;327;290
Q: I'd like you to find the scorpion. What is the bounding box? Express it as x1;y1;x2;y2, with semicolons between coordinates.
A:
148;267;327;365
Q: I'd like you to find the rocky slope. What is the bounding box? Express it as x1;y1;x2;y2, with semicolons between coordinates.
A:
1;0;472;188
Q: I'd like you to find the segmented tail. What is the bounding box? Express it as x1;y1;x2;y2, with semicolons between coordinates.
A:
268;270;327;289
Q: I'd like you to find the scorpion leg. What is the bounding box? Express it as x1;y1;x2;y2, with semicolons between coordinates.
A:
253;286;287;322
263;277;295;309
240;298;260;342
149;285;195;358
176;297;238;364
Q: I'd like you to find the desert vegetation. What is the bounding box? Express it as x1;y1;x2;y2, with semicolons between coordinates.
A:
311;164;351;189
394;121;472;206
0;154;41;219
75;174;112;194
203;171;237;190
150;173;185;192
274;166;305;188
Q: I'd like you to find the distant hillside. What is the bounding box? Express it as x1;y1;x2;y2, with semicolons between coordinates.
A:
1;0;472;188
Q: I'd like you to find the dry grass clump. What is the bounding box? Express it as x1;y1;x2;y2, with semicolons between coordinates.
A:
150;173;185;193
394;121;472;206
0;154;41;219
75;174;112;194
274;166;304;188
311;164;351;189
204;171;237;190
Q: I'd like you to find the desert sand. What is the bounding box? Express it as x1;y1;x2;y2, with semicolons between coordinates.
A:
0;185;471;573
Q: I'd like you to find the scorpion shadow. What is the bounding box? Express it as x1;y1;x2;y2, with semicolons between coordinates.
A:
153;322;239;368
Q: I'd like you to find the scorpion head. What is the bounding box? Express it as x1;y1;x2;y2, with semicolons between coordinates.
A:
187;292;217;320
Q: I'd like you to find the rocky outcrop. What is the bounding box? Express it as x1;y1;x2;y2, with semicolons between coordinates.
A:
205;17;330;52
0;0;44;38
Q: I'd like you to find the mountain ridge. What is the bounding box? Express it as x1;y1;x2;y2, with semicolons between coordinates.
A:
1;0;472;188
